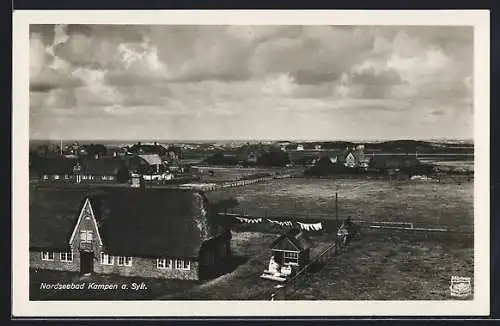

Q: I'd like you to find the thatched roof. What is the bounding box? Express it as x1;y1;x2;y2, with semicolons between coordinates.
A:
79;158;128;176
36;157;78;175
29;185;222;258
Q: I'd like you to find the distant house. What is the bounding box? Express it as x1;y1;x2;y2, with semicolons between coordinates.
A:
296;144;304;151
37;157;79;182
127;142;180;162
77;158;130;183
339;146;365;168
344;152;357;168
314;144;322;150
368;156;424;175
77;144;108;159
125;154;164;174
269;229;311;270
247;152;258;164
29;186;232;280
235;144;266;165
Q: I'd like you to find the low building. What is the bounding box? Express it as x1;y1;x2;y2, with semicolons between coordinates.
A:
269;229;311;270
368;156;428;175
29;186;232;280
77;158;130;183
37;157;79;182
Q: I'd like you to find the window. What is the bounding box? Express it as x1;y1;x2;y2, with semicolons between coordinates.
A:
157;258;173;269
117;256;132;266
64;174;70;180
60;251;73;262
80;230;93;242
43;175;48;180
283;251;299;260
54;175;60;180
173;259;190;270
41;251;54;261
100;253;114;265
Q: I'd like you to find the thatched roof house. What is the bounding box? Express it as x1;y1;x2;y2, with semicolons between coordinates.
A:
29;186;231;280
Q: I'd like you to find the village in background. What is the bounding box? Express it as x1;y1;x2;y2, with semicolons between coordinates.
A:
29;138;474;301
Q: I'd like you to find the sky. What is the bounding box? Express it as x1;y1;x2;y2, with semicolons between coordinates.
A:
29;25;474;141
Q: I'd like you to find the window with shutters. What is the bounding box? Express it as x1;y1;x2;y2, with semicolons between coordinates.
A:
80;230;93;242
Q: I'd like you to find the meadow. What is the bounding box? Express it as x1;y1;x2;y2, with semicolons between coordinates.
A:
206;177;474;232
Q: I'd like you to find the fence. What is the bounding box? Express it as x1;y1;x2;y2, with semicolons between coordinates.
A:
270;241;339;301
186;173;296;192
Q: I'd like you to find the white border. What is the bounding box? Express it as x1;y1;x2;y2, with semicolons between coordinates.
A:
13;10;490;317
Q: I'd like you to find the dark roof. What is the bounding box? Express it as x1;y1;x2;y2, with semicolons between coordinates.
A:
128;144;168;156
270;229;312;252
79;158;128;176
36;157;77;175
369;156;420;169
29;186;221;257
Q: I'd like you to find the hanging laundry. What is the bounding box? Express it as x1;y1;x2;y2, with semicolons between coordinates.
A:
297;221;322;231
235;216;262;224
267;219;287;227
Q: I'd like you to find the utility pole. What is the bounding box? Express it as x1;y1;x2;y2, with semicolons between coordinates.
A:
60;139;63;156
335;189;339;229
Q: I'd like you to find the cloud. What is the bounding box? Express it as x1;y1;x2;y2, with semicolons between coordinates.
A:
29;24;474;140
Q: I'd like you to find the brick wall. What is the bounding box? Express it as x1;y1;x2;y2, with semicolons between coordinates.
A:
30;250;200;280
94;256;199;280
30;250;80;272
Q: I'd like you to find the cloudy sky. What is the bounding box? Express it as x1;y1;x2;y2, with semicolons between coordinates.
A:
29;25;473;141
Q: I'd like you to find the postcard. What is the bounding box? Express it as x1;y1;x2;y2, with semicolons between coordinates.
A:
12;9;490;317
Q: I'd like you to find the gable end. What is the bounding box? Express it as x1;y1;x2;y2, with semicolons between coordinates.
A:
68;198;104;246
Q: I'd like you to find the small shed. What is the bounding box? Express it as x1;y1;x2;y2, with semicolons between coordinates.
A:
269;229;311;269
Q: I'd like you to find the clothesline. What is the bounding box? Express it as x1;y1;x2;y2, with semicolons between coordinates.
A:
231;215;323;231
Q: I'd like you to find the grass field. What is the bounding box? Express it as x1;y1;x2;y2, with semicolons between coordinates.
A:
287;229;473;300
161;229;473;300
207;177;474;232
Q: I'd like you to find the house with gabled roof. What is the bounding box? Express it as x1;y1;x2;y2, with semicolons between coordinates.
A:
269;229;312;270
29;185;232;280
77;158;130;183
36;157;78;182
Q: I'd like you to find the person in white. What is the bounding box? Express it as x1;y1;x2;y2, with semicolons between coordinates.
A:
268;256;281;276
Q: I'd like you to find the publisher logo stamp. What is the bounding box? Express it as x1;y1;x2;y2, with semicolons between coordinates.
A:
450;276;472;298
